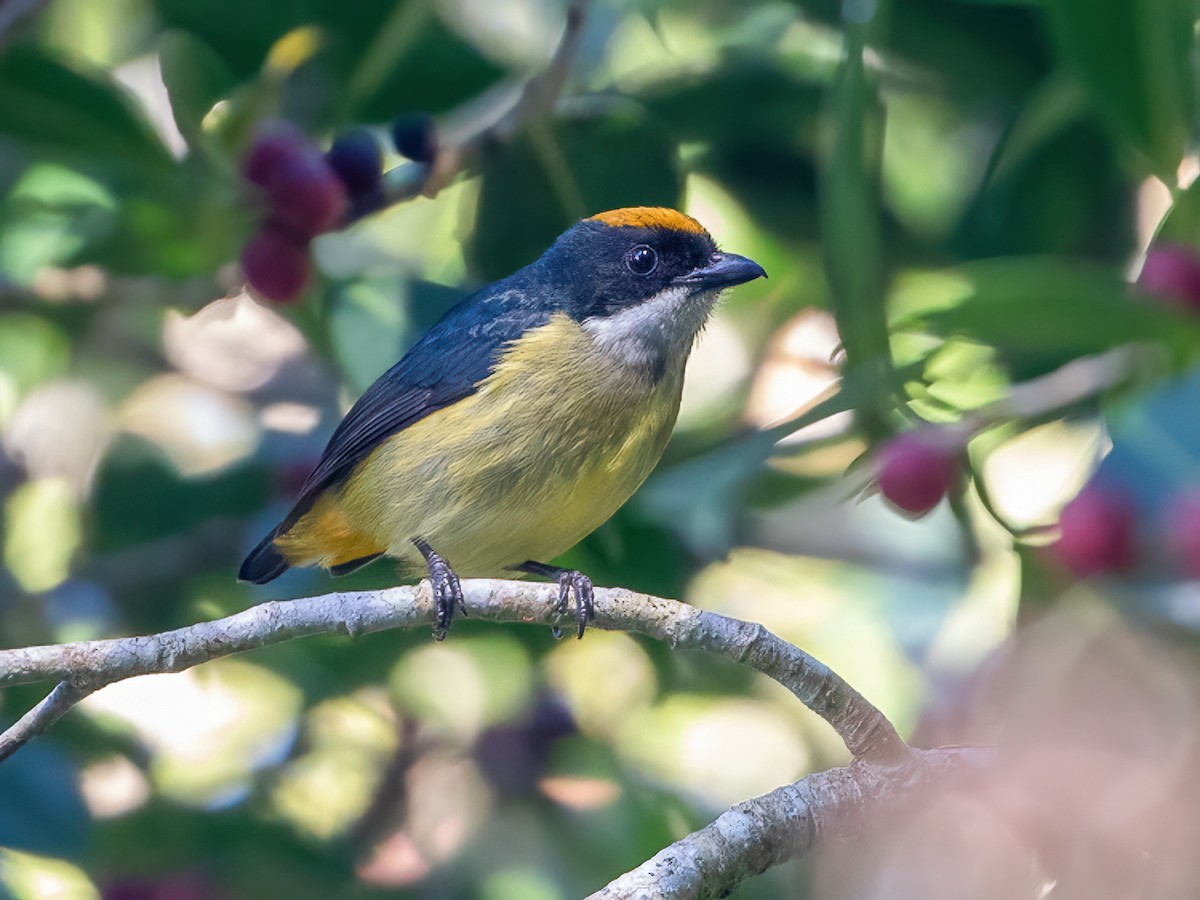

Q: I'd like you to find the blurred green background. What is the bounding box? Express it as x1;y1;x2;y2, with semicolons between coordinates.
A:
3;0;1200;897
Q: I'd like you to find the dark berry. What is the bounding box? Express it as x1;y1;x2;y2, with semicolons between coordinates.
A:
391;113;437;164
877;431;957;516
241;227;311;303
348;185;387;221
476;724;543;797
527;694;577;746
242;120;311;188
326;129;383;196
1136;243;1200;310
266;155;348;238
1163;493;1200;579
1053;484;1137;577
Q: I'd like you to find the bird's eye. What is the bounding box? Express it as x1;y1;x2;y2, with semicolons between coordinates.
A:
625;244;658;276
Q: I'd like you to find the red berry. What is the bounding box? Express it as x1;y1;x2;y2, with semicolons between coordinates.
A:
1053;485;1137;577
877;432;957;516
241;227;311;303
1136;243;1200;309
266;154;348;238
1163;493;1200;578
242;120;310;188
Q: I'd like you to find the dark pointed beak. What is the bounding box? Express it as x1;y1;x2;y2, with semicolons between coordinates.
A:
677;252;767;290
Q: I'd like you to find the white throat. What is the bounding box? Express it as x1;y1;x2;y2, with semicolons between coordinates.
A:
581;286;719;380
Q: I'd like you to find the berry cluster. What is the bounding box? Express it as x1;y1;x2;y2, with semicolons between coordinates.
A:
1054;484;1200;579
239;122;383;303
872;430;1200;580
238;116;438;304
872;241;1200;581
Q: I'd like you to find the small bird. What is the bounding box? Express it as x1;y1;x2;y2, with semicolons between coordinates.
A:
239;207;766;638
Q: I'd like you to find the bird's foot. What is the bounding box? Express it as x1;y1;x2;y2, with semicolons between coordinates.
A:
516;561;595;639
555;569;595;640
414;538;466;640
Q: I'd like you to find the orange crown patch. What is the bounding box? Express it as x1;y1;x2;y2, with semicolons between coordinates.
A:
588;207;707;235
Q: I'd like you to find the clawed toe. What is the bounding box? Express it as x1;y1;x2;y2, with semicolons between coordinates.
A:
555;570;595;640
414;538;466;640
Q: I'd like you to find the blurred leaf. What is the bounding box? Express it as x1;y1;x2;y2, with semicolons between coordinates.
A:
90;437;272;552
330;277;466;393
955;118;1133;262
638;388;860;557
151;0;310;80
1156;177;1200;246
1042;0;1194;176
470;107;683;281
73;165;249;278
328;3;506;121
640;58;822;147
0;742;89;859
0;44;172;173
329;278;408;394
0;314;70;400
906;258;1200;374
638;60;825;242
158;30;237;143
820;24;892;429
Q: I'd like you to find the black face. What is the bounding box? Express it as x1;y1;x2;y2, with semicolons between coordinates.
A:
540;220;719;320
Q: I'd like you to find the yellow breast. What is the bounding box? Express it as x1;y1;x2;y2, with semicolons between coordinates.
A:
275;313;685;576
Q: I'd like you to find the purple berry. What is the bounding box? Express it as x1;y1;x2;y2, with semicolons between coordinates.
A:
266;155;347;238
391;113;437;165
1164;492;1200;579
1053;485;1137;576
1137;243;1200;310
877;431;957;516
241;227;311;303
326;129;383;197
242;120;310;188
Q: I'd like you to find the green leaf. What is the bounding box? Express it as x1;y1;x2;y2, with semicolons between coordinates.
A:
820;24;893;434
158;30;237;143
1041;0;1194;176
1155;177;1200;246
0;44;172;172
640;60;824;242
905;257;1200;370
469;106;683;282
637;387;861;557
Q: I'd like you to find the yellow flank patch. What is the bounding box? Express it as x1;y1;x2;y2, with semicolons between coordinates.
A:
589;207;707;235
274;496;384;569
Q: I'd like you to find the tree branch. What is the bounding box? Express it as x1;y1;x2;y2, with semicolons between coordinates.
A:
590;746;989;899
0;579;909;765
359;0;594;219
0;580;941;894
0;679;94;763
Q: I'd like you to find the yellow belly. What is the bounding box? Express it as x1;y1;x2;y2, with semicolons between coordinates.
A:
274;313;684;576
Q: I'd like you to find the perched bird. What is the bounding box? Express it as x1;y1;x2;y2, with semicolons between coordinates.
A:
239;207;766;638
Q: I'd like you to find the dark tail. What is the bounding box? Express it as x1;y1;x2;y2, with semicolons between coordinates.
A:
239;530;290;584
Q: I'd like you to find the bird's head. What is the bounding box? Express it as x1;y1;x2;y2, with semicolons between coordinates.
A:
534;207;766;376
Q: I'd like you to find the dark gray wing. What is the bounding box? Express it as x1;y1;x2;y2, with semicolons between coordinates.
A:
277;284;549;532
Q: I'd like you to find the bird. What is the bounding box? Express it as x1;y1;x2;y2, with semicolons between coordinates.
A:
239;207;766;639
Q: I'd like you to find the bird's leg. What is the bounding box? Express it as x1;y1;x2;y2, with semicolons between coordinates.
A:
514;561;595;639
413;538;466;640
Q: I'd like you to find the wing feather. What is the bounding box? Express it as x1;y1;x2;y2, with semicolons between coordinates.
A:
277;285;550;532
